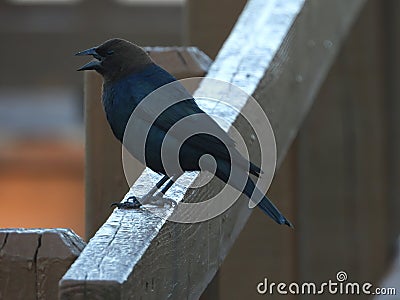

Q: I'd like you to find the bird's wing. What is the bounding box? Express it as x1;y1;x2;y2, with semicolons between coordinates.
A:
127;65;259;174
132;77;238;157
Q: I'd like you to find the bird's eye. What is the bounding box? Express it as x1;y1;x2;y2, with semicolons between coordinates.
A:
107;50;114;55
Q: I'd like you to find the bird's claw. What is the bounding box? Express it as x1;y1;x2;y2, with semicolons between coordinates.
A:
162;197;177;207
143;193;177;207
111;196;142;209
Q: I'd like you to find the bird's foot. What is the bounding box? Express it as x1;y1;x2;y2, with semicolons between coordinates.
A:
111;196;142;209
143;192;177;207
160;196;178;207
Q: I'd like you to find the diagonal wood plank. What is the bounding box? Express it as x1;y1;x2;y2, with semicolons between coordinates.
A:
60;0;367;299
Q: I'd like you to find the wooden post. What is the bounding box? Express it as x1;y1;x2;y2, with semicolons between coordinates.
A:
84;71;127;240
85;48;212;239
297;0;387;292
385;0;400;246
0;229;85;300
372;0;400;295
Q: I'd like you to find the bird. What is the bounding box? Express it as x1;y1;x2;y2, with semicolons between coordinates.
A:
76;38;293;227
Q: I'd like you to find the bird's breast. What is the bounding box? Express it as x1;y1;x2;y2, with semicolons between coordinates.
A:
102;84;134;142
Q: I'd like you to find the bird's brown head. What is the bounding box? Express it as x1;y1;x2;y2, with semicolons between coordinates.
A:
75;38;152;81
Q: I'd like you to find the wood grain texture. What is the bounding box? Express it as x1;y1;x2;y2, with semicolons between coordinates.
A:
380;2;400;295
385;0;400;248
372;0;400;287
61;0;367;299
0;228;85;300
85;47;212;239
297;0;387;298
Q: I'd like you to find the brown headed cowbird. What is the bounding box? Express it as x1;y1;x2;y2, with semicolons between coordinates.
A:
76;38;293;227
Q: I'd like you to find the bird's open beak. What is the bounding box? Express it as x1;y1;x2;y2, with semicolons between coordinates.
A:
75;47;102;71
76;60;101;71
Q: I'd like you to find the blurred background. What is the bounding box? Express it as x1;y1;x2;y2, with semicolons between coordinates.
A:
0;0;246;239
0;0;189;238
1;0;399;299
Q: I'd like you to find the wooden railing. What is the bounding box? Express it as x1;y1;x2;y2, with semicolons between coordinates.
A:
1;0;399;299
58;0;374;298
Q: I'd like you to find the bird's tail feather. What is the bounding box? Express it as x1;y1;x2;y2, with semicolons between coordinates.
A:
244;178;293;227
215;160;292;227
249;162;263;177
257;195;293;227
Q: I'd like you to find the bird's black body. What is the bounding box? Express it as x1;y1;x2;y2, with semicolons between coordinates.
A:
76;38;293;227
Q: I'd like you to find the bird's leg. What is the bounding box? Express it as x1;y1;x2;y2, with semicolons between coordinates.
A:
111;196;142;209
143;174;181;207
156;174;170;189
111;175;170;209
152;174;181;206
160;175;179;195
140;175;170;204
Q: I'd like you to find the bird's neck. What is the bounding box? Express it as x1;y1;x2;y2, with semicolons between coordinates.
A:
103;61;154;83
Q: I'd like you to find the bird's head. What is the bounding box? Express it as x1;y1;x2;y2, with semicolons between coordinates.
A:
75;38;152;81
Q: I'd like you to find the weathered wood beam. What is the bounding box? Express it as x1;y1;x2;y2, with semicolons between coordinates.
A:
60;0;367;299
0;229;85;300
